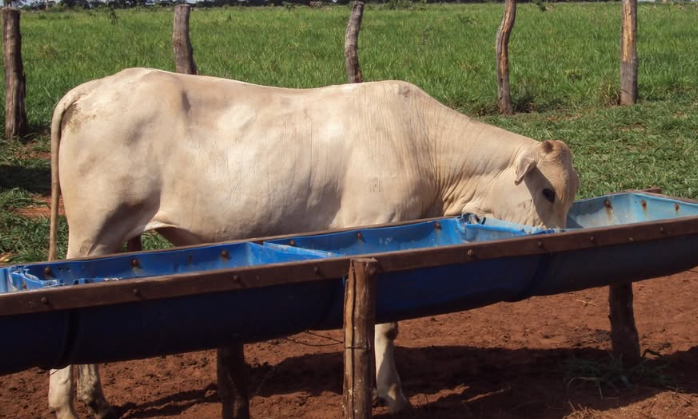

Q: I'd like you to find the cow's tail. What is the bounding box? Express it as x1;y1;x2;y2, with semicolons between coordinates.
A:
48;81;99;261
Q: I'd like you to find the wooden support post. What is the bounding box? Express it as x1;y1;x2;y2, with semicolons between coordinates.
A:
620;0;637;105
344;1;365;84
343;258;377;419
608;283;641;367
2;7;27;140
217;342;249;419
172;4;197;75
495;0;516;115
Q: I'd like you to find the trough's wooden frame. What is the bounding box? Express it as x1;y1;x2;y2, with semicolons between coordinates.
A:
1;192;698;317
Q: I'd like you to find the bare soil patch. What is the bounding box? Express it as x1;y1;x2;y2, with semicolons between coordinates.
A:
1;271;697;419
12;196;64;219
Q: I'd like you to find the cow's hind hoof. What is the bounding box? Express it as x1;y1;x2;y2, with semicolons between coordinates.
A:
372;388;392;408
94;406;119;419
372;391;410;413
373;393;388;408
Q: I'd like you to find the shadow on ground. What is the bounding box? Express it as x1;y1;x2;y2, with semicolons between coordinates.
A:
119;384;219;419
117;345;698;419
0;164;51;195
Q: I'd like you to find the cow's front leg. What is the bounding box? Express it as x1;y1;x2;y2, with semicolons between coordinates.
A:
374;322;409;413
49;366;77;419
77;364;116;419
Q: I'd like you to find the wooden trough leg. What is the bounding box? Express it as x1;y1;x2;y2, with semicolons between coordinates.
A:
217;341;249;419
608;282;641;367
344;258;377;419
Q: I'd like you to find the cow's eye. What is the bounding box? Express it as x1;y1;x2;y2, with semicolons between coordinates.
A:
542;188;556;203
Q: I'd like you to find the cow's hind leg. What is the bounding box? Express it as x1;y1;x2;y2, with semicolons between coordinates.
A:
77;365;117;419
49;237;124;419
48;365;117;419
73;238;121;419
125;236;142;252
375;322;409;413
49;366;76;419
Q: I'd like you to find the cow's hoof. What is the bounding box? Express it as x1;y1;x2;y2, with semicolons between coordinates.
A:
93;406;119;419
373;389;410;413
373;389;387;407
387;393;410;414
51;410;79;419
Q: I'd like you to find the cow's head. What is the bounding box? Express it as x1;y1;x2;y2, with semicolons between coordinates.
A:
466;140;580;229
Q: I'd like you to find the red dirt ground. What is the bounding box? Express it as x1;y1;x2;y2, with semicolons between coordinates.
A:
12;196;64;219
1;270;697;419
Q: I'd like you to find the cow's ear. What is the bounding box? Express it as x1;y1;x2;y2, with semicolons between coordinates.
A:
514;146;539;184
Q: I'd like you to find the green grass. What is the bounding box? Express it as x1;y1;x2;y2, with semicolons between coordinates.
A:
8;3;698;124
1;3;697;262
563;350;675;398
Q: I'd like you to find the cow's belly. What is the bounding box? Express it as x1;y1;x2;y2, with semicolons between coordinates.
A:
152;193;419;245
151;171;429;245
151;193;339;243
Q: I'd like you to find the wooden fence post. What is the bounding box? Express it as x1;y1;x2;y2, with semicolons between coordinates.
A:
2;7;27;140
344;1;365;84
620;0;637;105
608;283;641;366
343;258;377;419
172;4;197;75
217;342;250;419
496;0;516;115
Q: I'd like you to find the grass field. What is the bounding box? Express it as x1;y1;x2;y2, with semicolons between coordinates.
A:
1;2;697;262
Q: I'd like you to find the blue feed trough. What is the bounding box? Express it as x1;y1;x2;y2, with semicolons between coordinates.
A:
1;192;697;375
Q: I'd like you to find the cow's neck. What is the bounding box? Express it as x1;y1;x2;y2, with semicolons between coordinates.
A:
425;104;533;217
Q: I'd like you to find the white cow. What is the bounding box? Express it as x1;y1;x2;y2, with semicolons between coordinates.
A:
47;68;579;419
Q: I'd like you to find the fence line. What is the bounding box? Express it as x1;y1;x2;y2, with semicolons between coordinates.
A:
2;7;27;140
172;4;197;75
